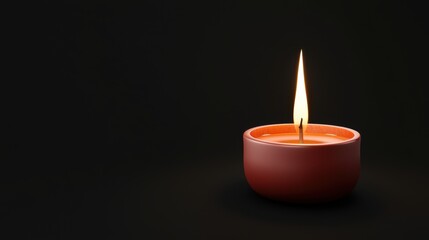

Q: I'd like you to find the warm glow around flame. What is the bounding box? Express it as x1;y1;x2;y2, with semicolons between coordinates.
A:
293;50;308;132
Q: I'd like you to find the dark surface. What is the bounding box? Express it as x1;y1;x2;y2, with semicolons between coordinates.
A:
3;0;429;239
3;153;428;239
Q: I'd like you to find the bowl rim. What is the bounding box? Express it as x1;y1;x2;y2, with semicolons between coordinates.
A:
243;123;361;147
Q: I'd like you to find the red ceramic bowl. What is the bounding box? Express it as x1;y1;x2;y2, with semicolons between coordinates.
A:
243;123;361;203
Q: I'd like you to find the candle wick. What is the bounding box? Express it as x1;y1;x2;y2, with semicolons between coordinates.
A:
299;118;304;144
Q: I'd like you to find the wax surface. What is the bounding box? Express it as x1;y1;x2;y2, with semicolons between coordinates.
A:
257;132;348;144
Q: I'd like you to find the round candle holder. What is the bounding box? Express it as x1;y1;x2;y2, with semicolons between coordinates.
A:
243;124;361;203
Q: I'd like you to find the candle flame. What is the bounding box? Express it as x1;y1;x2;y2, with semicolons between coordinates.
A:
293;50;308;132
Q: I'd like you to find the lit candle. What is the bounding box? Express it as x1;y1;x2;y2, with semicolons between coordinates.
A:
243;50;361;203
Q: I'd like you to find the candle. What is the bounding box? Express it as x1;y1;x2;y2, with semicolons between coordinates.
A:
243;50;361;203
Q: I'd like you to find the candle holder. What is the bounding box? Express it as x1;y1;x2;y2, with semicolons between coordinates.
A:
243;123;360;203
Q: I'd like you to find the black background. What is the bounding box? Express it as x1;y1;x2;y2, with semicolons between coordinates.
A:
3;0;429;239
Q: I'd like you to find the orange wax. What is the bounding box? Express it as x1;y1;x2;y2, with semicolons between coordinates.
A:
248;123;357;146
257;133;348;144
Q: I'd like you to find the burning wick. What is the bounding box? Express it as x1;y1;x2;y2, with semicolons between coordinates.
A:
299;118;304;143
